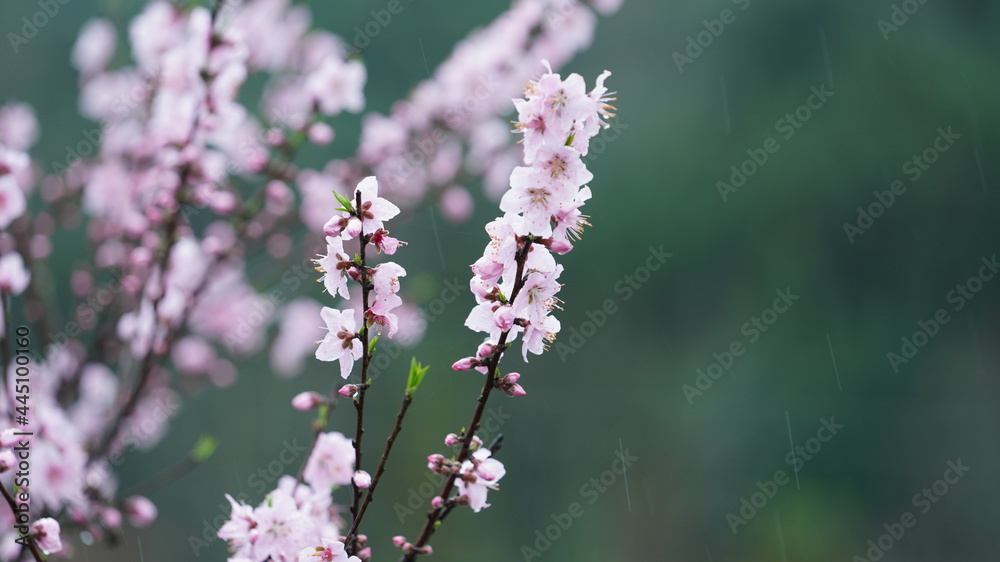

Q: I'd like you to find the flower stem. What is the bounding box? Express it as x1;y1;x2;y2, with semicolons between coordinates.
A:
399;239;533;561
345;391;414;546
1;484;45;561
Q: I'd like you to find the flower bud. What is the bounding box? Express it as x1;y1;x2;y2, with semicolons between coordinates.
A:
499;372;526;397
308;122;335;145
291;391;325;411
545;237;574;255
451;357;478;371
431;496;444;508
32;518;61;553
124;496;157;527
427;454;448;473
353;470;372;488
444;433;461;446
0;450;15;472
338;384;360;398
392;536;407;548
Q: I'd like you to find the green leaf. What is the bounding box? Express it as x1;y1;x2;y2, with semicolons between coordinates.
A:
565;132;575;146
333;191;355;211
406;357;430;397
191;435;218;463
369;336;379;354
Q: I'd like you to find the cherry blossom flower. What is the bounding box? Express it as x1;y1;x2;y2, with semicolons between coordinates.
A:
315;307;362;379
316;236;354;300
298;538;362;562
32;518;62;554
302;431;355;491
455;448;506;513
0;252;30;294
0;176;26;230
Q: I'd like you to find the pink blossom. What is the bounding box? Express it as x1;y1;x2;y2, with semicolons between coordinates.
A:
253;488;316;561
316;236;353;300
315;307;362;379
0;103;38;151
0;449;15;472
292;391;325;411
353;470;372;488
32;518;62;554
0;252;30;294
298;538;362;562
440;185;474;223
271;299;326;377
0;176;26;229
218;494;255;556
302;431;355;490
72;19;117;76
125;495;158;527
369;228;405;255
306;58;366;116
455;448;505;513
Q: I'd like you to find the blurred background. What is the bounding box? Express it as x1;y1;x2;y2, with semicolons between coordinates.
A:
2;0;1000;560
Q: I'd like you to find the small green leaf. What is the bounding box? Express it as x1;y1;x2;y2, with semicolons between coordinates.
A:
565;132;575;146
191;435;218;463
333;191;355;211
406;357;430;397
369;336;379;354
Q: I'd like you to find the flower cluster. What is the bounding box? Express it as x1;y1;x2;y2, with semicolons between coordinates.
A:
1;0;622;557
217;475;355;562
315;176;407;378
457;64;614;368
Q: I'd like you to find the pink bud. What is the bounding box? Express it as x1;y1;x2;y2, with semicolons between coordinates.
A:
546;238;574;255
427;454;447;472
291;391;324;411
323;215;347;238
0;449;15;472
353;470;372;488
499;373;526;397
444;433;460;446
358;546;372;561
32;517;62;553
308;122;335;145
471;435;483;448
124;496;157;527
392;536;407;548
101;507;122;528
451;357;478;371
338;384;360;398
344;217;363;238
431;496;444;508
493;305;515;331
475;342;495;360
266;128;284;146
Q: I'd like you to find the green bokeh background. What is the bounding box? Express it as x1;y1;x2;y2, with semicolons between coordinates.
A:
2;0;1000;560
